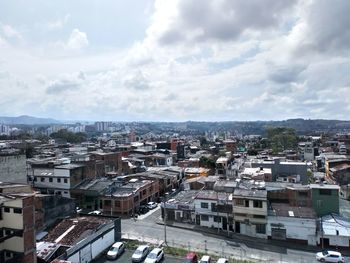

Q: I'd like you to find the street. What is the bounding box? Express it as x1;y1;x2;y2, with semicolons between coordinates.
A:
120;207;349;263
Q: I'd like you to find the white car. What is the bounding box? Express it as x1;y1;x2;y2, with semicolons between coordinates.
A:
316;250;344;263
200;255;211;263
88;210;102;215
132;245;150;262
217;258;228;263
147;202;157;210
144;247;164;263
106;242;125;259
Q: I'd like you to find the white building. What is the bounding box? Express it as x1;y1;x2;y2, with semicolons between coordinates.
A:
194;190;233;231
319;214;350;248
267;203;317;245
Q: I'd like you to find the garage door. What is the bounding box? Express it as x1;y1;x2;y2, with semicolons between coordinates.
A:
271;228;286;240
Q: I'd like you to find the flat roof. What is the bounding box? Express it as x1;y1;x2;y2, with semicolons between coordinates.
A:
233;188;267;199
55;164;85;170
270;203;316;219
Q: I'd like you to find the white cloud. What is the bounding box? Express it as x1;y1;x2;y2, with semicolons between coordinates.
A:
66;29;89;50
0;0;350;121
47;14;71;30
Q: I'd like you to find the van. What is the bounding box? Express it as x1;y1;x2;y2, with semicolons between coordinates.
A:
200;255;211;263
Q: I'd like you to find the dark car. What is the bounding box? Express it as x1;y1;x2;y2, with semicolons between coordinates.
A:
137;205;149;214
184;252;198;263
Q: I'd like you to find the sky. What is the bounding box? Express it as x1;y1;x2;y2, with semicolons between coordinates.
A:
0;0;350;122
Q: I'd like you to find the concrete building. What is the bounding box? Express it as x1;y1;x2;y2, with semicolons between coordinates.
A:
251;158;308;184
30;164;85;198
194;190;233;231
39;216;121;262
0;152;27;183
310;184;340;217
241;167;272;182
233;188;268;238
319;214;350;248
0;193;36;263
267;203;317;245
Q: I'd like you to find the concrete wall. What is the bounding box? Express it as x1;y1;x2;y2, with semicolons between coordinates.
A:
0;154;27;183
267;216;317;245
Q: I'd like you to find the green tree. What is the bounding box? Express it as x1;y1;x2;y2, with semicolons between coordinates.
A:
50;129;87;143
267;127;297;154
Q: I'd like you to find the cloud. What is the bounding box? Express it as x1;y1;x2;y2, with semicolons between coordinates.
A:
269;65;306;84
0;24;22;42
289;0;350;56
66;29;89;50
47;14;71;30
123;70;151;90
149;0;297;45
46;71;86;94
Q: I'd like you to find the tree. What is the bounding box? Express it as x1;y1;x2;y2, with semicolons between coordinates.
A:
50;129;87;143
266;127;297;154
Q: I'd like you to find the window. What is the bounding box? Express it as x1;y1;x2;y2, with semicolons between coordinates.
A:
211;203;217;212
214;216;221;223
64;178;68;183
253;200;263;208
49;178;53;182
5;251;12;258
34;177;37;182
4;207;10;213
41;177;45;182
256;224;266;234
235;199;244;206
57;178;61;183
253;215;265;219
201;202;209;209
13;208;22;214
319;189;332;195
201;215;209;221
64;191;68;194
245;200;249;207
115;201;121;207
104;200;111;206
5;229;11;235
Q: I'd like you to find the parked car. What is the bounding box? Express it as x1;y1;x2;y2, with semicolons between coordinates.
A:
216;258;228;263
144;247;164;263
183;252;198;263
147;202;157;210
132;245;150;262
106;241;125;260
200;255;211;263
138;205;149;214
88;210;102;215
316;250;344;262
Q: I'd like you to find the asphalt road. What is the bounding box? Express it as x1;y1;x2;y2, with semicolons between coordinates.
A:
120;207;350;263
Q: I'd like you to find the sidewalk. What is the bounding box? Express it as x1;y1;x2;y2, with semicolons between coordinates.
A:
156;218;350;256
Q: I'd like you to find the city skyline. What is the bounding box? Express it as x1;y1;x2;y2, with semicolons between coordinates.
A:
1;0;350;121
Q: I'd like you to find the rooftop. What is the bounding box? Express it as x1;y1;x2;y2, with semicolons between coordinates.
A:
233;188;267;199
55;164;85;170
269;203;316;219
44;216;112;246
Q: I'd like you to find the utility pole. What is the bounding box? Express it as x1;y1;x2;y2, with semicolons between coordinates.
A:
163;193;168;245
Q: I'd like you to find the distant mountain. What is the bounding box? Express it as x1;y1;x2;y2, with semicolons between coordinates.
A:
0;115;61;125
